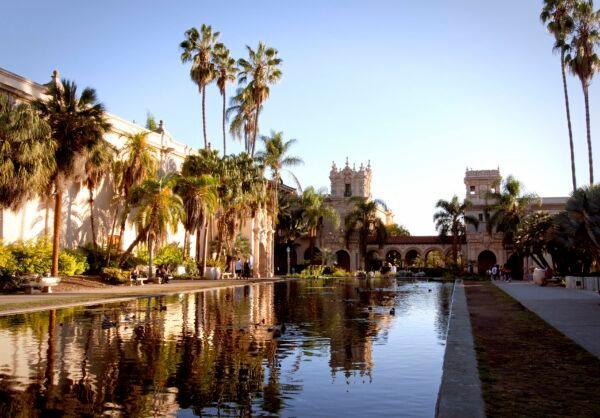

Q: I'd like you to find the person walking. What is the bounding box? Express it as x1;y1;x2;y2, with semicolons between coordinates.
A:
235;258;243;278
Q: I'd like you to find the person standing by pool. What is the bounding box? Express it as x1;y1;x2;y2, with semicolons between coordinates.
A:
491;265;498;281
235;258;243;278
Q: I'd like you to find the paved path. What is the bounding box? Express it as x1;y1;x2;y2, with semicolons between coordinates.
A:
436;281;485;418
495;281;600;359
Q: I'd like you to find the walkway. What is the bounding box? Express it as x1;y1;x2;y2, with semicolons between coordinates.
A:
495;281;600;359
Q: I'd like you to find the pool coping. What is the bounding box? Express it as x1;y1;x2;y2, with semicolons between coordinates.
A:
436;279;486;418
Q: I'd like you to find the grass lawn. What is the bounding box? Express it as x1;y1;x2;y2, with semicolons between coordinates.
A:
465;281;600;417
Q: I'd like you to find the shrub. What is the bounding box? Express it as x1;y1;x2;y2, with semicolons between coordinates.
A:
155;243;184;270
7;239;52;275
331;267;351;277
183;258;199;277
300;265;325;278
59;249;88;276
101;267;129;285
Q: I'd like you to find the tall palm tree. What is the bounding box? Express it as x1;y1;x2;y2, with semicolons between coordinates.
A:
227;86;257;153
0;92;55;210
34;77;111;276
433;195;479;266
175;174;218;259
114;132;158;250
541;0;578;191
344;198;388;270
119;175;184;274
301;187;339;265
565;0;600;184
255;130;303;223
83;140;114;251
180;24;220;148
237;42;283;156
213;44;238;156
486;175;539;248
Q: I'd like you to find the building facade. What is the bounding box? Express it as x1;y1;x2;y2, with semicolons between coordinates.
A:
0;66;275;277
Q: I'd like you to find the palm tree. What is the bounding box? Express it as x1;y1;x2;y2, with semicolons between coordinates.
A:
227;86;257;153
344;198;388;270
565;0;600;184
180;24;220;148
433;195;479;266
113;132;158;250
83;140;114;251
255;131;303;223
119;176;184;274
34;77;111;276
301;187;339;265
0;92;55;210
213;44;238;156
237;42;283;156
486;175;539;248
541;0;577;191
514;212;554;268
175;174;218;259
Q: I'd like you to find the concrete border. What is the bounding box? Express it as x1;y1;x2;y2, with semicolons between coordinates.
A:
436;280;485;418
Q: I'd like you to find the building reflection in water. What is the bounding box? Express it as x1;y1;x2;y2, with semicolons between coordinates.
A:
0;278;451;417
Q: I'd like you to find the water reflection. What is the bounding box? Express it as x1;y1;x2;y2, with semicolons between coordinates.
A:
0;278;452;417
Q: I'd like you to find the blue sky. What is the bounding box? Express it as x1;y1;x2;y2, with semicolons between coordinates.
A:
2;0;599;234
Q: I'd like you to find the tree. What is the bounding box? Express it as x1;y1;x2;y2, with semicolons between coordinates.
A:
541;0;578;191
255;131;303;224
237;42;283;156
227;86;257;153
119;176;184;273
0;92;55;210
433;195;479;266
175;174;218;259
565;0;600;184
385;223;411;237
180;24;220;149
485;175;539;248
300;187;339;265
145;112;158;131
344;198;388;270
213;44;238;156
83;140;114;251
34;77;111;276
514;212;554;268
114;132;158;251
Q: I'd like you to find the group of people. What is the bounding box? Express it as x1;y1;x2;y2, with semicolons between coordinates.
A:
130;265;172;284
234;256;253;278
489;264;512;282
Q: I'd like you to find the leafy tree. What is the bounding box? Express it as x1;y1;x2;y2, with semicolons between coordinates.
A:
344;198;388;270
565;0;600;184
213;44;238;156
301;187;339;265
237;42;283;156
541;0;577;191
514;212;554;268
433;195;479;265
83;140;114;250
255;130;303;224
385;223;411;237
485;175;539;249
180;24;220;148
119;175;184;274
0;92;54;210
145;112;158;131
34;77;111;276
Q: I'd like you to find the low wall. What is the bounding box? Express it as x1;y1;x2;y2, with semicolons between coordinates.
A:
565;276;600;291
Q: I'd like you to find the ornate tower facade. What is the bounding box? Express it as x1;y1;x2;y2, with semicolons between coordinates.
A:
329;158;372;199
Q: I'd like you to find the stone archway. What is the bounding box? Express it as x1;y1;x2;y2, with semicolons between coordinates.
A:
477;250;496;275
385;250;402;267
304;246;322;265
366;250;382;271
506;253;523;280
335;249;351;271
425;248;445;268
405;249;421;267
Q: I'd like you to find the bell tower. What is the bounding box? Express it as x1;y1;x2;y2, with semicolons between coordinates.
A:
329;158;372;199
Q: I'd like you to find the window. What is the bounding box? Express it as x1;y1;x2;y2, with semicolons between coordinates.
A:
469;185;476;195
478;213;484;222
344;183;352;197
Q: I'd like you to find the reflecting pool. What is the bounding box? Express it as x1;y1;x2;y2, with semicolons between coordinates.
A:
0;278;452;417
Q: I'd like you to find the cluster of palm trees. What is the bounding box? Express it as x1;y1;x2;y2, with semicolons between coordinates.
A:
541;0;600;188
180;24;282;157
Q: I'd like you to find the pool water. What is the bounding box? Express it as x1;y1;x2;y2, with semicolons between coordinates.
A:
0;278;452;417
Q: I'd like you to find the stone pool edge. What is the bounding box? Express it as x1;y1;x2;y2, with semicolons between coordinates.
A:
0;278;295;317
435;279;485;418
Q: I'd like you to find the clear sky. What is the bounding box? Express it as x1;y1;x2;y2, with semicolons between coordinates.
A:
2;0;598;234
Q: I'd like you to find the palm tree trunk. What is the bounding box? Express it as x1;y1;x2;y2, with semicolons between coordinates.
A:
202;217;210;277
51;188;62;276
148;235;154;280
452;232;458;266
119;225;149;267
222;90;227;157
202;86;208;149
251;105;260;157
583;82;594;184
88;187;98;251
183;229;190;259
561;52;577;191
44;204;50;238
117;215;127;251
106;205;119;263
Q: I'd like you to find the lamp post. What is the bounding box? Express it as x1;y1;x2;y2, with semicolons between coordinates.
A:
286;246;291;275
